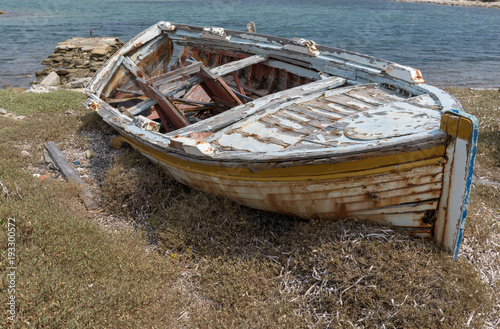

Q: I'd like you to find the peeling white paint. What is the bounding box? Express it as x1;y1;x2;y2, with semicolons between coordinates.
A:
218;133;284;152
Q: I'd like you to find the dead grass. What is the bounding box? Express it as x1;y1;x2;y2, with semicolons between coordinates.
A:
0;87;499;328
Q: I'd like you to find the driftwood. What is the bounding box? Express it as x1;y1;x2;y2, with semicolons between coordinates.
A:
45;141;99;211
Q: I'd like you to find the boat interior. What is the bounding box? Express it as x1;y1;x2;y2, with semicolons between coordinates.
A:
94;36;443;155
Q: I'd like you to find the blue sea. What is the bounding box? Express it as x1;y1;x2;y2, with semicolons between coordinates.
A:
1;0;499;88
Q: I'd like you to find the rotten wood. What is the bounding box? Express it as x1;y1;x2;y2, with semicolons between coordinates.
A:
136;77;190;130
197;66;243;108
45;142;99;212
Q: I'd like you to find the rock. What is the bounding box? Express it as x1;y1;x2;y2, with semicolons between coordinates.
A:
39;37;124;85
21;150;30;158
36;67;51;77
101;38;120;46
40;72;60;87
91;46;111;56
66;77;91;89
56;69;70;76
75;68;90;78
74;59;89;66
0;108;7;115
85;149;99;159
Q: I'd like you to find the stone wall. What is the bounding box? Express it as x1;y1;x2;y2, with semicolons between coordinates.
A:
36;37;124;88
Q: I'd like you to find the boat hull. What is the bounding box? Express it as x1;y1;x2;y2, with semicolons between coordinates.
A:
116;130;448;239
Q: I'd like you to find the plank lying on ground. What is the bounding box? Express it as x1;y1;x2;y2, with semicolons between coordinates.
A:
45;141;99;212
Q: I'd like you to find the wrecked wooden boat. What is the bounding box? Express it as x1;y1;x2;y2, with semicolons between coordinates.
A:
84;22;478;259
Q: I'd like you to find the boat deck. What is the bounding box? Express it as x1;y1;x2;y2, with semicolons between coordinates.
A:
205;83;442;154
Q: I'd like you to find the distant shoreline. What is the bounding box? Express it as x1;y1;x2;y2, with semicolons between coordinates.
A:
390;0;500;8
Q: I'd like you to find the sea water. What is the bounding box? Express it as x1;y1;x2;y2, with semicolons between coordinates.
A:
0;0;499;88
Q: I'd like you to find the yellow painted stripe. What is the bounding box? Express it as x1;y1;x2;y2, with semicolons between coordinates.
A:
121;133;445;182
440;113;473;140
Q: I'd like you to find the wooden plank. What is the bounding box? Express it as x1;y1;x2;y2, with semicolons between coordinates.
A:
285;105;336;123
238;132;291;147
210;54;268;77
96;56;124;97
122;56;149;79
326;94;374;111
45;142;99;212
260;115;317;135
236;121;305;147
148;61;203;86
256;119;306;137
305;105;346;120
264;187;442;213
323;102;361;115
346;93;386;106
198;66;243;108
136;77;190;129
306;100;345;112
356;87;408;102
353;200;438;215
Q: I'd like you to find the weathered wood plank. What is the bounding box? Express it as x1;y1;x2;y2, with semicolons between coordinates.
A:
352;200;439;215
96;56;124;97
148;61;203;85
327;94;375;111
198;66;243;108
45;142;99;212
122;56;149;79
260;115;317;135
285;105;335;123
136;77;190;129
210;54;268;77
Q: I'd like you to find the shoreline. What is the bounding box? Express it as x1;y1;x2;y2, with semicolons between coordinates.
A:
390;0;500;8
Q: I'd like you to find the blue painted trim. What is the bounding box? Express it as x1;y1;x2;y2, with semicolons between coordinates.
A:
452;115;479;261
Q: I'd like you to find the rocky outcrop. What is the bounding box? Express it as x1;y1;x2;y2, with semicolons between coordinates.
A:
36;37;124;88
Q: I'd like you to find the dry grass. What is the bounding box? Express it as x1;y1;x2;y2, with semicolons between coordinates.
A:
446;88;500;183
446;87;500;328
0;87;498;328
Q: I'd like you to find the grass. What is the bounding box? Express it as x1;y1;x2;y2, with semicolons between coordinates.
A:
0;87;499;328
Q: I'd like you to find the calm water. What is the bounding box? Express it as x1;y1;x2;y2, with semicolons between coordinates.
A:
1;0;499;88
